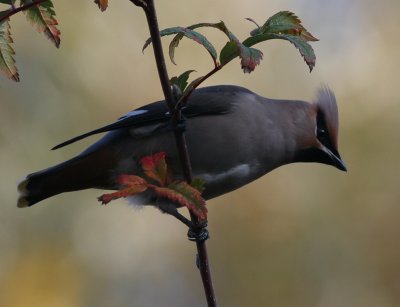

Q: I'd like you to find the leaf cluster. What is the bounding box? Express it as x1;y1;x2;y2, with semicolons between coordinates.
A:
142;11;318;103
98;152;208;220
0;0;60;81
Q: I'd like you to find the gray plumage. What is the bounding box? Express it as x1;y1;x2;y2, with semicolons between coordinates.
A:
17;85;346;208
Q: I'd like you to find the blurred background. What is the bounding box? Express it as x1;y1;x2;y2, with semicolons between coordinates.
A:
1;0;399;306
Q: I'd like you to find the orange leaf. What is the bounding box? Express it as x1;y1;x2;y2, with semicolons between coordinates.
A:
94;0;108;12
140;152;168;186
98;174;148;204
153;182;207;220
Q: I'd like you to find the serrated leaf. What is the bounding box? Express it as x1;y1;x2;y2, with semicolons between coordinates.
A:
205;21;263;73
240;47;263;73
21;0;60;48
251;11;318;42
143;27;217;66
278;34;316;71
0;18;19;81
94;0;108;11
220;40;263;73
98;175;148;205
243;33;316;71
175;75;204;108
140;152;168;186
96;152;207;220
154;182;207;220
170;69;195;93
168;23;221;66
191;177;205;193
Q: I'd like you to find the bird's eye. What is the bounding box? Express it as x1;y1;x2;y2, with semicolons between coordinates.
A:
316;111;330;142
316;126;328;141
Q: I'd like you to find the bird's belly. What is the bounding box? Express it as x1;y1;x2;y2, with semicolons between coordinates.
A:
194;163;261;199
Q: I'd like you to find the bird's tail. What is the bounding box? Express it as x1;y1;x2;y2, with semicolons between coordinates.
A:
17;168;63;208
17;174;41;208
17;152;112;208
17;157;79;208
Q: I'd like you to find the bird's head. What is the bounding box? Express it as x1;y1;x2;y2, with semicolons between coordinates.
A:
293;87;347;172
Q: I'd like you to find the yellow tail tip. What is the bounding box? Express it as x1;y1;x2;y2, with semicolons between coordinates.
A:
17;176;29;208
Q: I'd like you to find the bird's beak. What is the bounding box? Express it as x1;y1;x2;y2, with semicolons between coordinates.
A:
321;146;347;172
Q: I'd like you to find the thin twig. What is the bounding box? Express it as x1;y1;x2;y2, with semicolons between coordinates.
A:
129;0;147;9
134;0;217;306
176;64;223;109
0;0;48;23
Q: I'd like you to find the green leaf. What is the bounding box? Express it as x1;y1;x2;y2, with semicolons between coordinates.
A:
175;75;204;108
143;26;217;65
182;21;264;73
277;34;316;72
0;0;14;4
219;41;238;65
219;39;263;72
220;41;263;73
250;11;318;42
156;21;263;72
239;46;263;73
243;33;316;71
168;22;223;66
154;182;207;220
211;21;263;73
191;177;205;193
0;18;19;81
170;69;195;93
21;0;60;48
245;11;317;71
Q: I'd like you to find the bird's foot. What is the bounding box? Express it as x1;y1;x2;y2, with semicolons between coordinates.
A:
157;201;209;243
187;220;209;243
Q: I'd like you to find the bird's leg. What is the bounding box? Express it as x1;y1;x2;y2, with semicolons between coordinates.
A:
187;219;209;243
158;201;192;227
157;200;209;242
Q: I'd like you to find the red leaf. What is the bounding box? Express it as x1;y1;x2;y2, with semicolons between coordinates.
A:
153;182;207;220
97;152;207;221
98;174;148;204
140;152;168;186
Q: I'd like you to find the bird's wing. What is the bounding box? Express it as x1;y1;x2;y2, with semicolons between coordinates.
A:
52;85;245;150
52;101;169;150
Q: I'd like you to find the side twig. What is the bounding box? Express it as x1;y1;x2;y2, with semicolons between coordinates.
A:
0;0;48;23
130;0;217;306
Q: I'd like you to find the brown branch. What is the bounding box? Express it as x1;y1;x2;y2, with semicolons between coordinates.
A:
133;0;217;306
0;0;48;23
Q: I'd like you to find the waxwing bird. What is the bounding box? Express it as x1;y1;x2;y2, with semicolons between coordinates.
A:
17;85;346;210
